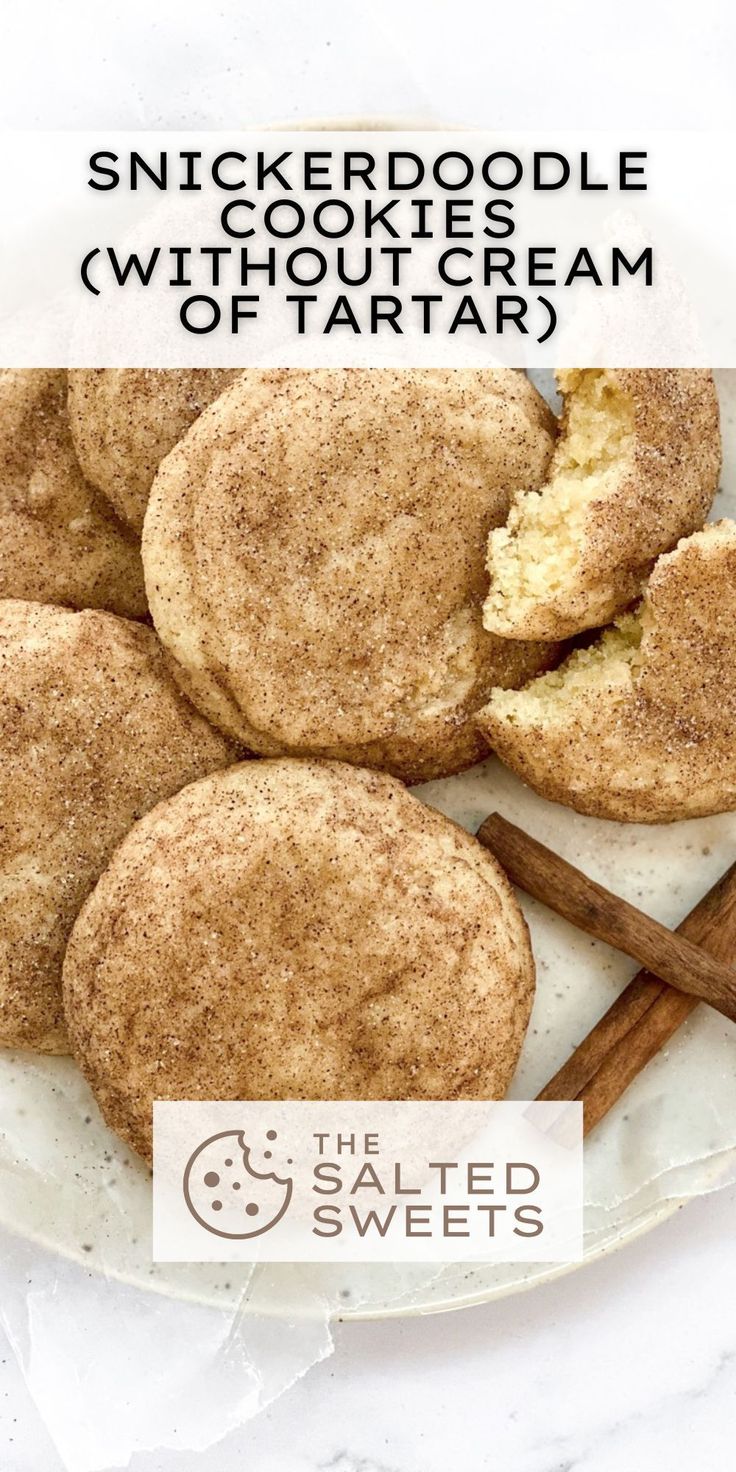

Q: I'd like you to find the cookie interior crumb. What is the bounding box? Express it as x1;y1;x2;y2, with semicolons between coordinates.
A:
488;609;644;724
485;370;635;615
479;520;736;823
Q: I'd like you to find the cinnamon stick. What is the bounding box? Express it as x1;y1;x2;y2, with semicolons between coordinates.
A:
539;859;736;1114
538;973;669;1102
476;812;736;1024
576;988;696;1134
538;859;736;1106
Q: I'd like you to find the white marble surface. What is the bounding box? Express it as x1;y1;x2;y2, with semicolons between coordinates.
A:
1;1183;734;1471
0;0;733;131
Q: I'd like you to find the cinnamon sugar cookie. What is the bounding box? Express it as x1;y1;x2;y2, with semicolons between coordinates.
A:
484;369;720;640
0;370;146;617
479;521;736;823
68;368;240;533
143;368;560;783
0;601;234;1053
63;759;535;1161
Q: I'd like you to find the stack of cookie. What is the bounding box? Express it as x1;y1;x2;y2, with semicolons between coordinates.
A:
0;365;727;1159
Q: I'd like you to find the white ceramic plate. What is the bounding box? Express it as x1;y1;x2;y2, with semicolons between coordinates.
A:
1;371;735;1321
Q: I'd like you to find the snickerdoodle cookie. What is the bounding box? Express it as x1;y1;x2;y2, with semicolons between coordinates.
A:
0;601;234;1053
0;371;146;617
479;520;736;823
63;759;535;1161
68;368;240;533
484;369;720;640
143;368;560;783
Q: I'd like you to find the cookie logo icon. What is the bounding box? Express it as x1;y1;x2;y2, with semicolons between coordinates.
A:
183;1129;293;1239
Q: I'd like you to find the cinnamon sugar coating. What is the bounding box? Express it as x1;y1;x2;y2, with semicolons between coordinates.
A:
485;369;721;640
143;368;560;783
0;370;146;617
0;601;234;1052
62;759;535;1161
68;368;240;533
479;521;736;823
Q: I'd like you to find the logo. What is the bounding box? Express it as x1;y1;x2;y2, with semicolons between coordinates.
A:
182;1128;293;1239
156;1101;584;1263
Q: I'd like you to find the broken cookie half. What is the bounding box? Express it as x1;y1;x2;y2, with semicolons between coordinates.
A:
478;520;736;823
483;369;721;641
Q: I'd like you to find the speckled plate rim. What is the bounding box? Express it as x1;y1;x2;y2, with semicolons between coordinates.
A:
352;1151;736;1320
342;1188;691;1320
4;1149;733;1322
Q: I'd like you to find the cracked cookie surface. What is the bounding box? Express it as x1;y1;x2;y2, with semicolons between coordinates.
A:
143;368;559;782
0;600;234;1052
479;520;736;822
68;368;240;533
0;370;146;617
484;369;721;640
63;758;535;1160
